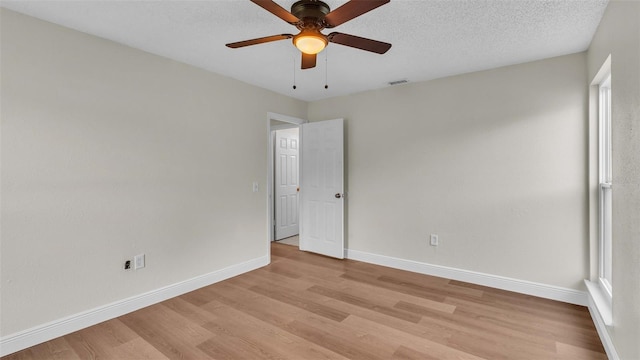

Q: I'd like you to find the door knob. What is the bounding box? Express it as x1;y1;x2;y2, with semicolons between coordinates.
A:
335;193;342;198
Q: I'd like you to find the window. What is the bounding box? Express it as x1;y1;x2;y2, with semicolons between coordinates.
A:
598;74;612;300
585;57;612;326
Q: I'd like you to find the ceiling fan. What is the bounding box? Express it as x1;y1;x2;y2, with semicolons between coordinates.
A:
226;0;392;69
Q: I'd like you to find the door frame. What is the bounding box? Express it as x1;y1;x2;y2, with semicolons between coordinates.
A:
266;112;306;247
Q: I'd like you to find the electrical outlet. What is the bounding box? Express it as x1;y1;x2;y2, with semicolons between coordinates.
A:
430;234;439;246
252;181;259;192
134;254;145;270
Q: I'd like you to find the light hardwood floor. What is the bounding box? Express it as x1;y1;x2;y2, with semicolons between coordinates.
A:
276;235;299;247
3;243;606;359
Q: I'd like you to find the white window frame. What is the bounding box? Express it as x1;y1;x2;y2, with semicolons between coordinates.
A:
585;56;612;328
598;73;612;301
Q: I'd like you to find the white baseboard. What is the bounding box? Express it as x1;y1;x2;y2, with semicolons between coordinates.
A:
0;255;269;357
346;249;587;306
585;282;620;360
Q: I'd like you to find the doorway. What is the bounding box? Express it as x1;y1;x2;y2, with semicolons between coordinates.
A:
267;112;345;259
267;113;305;249
273;126;300;242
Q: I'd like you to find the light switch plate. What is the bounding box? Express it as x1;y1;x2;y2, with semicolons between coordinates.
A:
134;254;145;270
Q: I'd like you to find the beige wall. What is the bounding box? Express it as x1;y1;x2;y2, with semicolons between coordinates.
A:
0;9;306;336
308;53;589;290
587;1;640;358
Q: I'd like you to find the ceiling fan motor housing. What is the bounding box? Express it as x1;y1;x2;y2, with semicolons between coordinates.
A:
291;0;331;30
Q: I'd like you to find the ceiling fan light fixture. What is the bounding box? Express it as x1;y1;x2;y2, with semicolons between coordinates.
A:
226;0;392;69
293;30;327;54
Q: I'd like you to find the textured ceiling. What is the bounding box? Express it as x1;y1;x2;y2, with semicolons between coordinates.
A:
1;0;608;102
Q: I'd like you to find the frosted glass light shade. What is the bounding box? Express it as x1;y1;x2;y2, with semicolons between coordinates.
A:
293;31;327;54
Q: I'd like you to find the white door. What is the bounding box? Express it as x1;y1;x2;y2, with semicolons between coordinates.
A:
274;128;299;240
300;119;344;259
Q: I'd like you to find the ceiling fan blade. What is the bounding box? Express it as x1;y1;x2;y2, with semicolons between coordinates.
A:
328;32;391;54
301;52;317;69
324;0;389;28
250;0;299;24
226;34;293;48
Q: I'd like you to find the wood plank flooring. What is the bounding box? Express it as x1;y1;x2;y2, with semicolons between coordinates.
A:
3;243;607;359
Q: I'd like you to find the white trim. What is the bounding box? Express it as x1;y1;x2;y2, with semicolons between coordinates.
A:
590;54;612;86
0;255;269;357
584;280;613;325
267;112;305;125
346;249;587;306
585;281;620;360
270;123;299;131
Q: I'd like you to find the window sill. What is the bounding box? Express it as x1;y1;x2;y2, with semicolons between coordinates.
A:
584;280;613;326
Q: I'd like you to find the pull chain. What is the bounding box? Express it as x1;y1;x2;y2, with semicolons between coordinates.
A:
324;49;329;89
292;55;297;90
